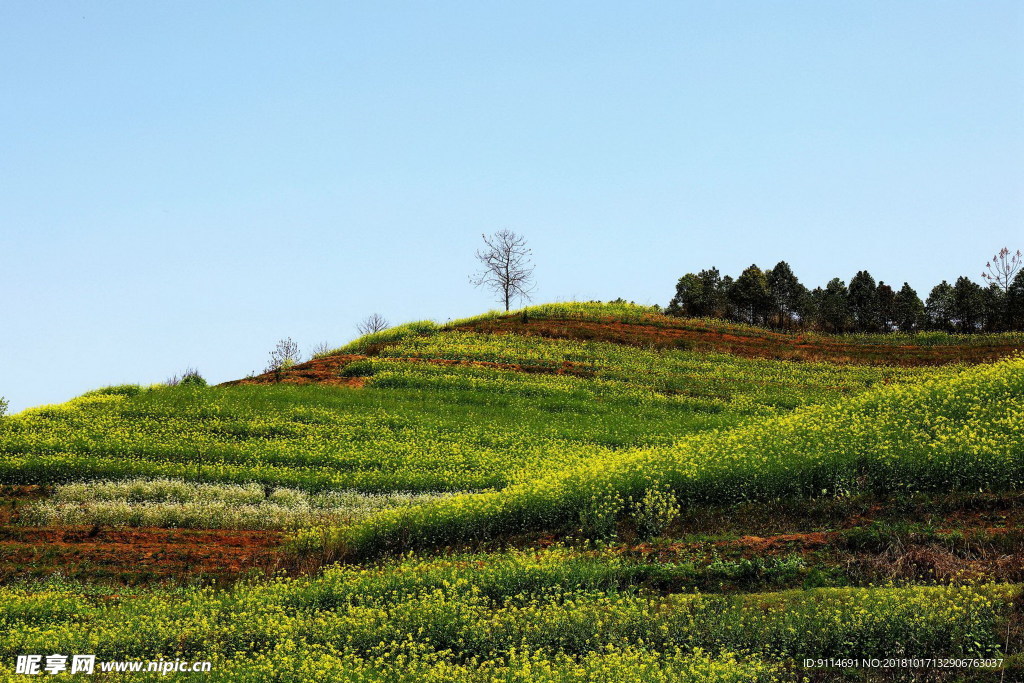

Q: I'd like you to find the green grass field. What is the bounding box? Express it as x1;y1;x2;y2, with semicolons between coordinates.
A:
0;302;1021;681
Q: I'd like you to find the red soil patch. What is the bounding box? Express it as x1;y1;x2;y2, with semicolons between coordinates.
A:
0;486;45;525
839;499;1024;532
0;526;283;582
222;354;368;387
222;352;597;386
732;532;831;552
0;488;284;583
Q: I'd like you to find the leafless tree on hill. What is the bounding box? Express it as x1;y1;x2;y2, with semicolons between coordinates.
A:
357;313;389;335
470;229;536;311
982;247;1022;292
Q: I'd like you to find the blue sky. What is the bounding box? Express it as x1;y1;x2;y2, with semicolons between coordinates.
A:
1;1;1022;413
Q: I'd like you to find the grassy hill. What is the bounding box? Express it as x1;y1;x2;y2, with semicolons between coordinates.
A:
0;302;1021;680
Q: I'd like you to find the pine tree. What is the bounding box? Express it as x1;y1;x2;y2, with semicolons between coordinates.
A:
728;265;772;325
720;275;737;321
695;268;728;317
818;278;852;333
893;283;925;332
925;281;955;332
766;261;803;330
848;270;881;333
981;283;1006;332
1007;270;1024;331
666;273;701;317
951;276;985;333
876;281;896;332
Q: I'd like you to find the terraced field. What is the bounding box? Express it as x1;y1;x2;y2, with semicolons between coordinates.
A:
0;303;1021;680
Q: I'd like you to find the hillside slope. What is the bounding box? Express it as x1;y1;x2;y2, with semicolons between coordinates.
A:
229;304;1024;388
0;302;1020;680
304;353;1024;562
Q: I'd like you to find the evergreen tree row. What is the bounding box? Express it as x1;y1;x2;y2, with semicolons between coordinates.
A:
666;262;1024;333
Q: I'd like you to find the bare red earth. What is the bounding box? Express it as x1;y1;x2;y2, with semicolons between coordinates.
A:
0;488;283;583
222;354;368;387
455;317;1024;366
222;352;597;386
0;526;283;582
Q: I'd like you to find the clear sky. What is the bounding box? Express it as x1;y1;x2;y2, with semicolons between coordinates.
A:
2;1;1022;413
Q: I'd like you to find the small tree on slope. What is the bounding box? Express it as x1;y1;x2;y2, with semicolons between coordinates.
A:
266;338;301;382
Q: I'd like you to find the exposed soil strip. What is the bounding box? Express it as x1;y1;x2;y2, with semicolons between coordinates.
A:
222;353;596;386
0;526;283;583
221;354;368;387
0;488;283;583
456;317;1024;366
2;485;1021;587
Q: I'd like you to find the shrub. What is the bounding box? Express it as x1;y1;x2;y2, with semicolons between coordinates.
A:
633;487;681;540
179;367;207;387
309;341;334;359
0;396;7;417
578;489;625;541
338;359;376;378
267;338;301;381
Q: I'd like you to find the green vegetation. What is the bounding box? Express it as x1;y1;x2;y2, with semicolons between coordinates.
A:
179;369;208;388
21;479;453;530
303;354;1024;560
667;255;1024;333
332;301;1024;356
0;566;1014;681
0;326;943;493
1;301;1021;680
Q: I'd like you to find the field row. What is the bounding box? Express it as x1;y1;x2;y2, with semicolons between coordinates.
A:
0;572;1015;681
20;479;451;530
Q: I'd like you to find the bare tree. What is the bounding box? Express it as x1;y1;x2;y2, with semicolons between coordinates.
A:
266;337;301;381
357;313;389;335
309;341;334;358
470;229;536;311
982;247;1022;292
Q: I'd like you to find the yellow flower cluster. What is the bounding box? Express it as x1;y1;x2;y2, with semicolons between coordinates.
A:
0;567;1014;681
